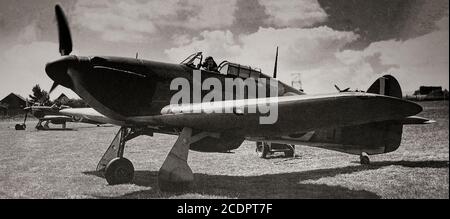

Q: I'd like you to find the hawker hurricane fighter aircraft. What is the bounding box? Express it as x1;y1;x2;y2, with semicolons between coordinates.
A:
45;5;433;191
15;103;104;130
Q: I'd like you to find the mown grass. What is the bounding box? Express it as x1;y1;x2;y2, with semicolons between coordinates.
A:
0;101;448;199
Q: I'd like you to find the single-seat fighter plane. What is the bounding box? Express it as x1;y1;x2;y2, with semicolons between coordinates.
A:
45;5;433;191
15;103;105;130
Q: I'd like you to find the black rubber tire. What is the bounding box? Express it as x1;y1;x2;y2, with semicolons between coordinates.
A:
256;142;269;158
104;157;134;185
256;142;263;156
260;143;269;158
15;124;25;130
284;150;294;157
360;152;370;165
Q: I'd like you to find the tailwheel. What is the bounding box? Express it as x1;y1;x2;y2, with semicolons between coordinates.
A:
360;152;370;165
104;157;134;185
15;124;26;130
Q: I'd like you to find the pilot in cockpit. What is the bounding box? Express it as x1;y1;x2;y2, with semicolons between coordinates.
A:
201;56;218;72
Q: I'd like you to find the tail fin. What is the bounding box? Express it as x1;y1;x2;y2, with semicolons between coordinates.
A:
367;75;402;98
291;75;406;155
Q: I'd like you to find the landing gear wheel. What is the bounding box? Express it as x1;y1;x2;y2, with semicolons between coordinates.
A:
284;149;294;157
257;142;269;158
360;152;370;165
15;124;26;130
104;157;134;185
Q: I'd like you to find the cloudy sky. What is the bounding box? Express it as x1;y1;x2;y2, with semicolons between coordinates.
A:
0;0;448;99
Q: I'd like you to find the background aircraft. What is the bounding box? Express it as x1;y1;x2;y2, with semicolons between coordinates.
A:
44;5;433;191
15;103;104;130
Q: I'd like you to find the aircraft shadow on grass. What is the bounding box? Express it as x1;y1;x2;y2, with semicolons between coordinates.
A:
13;124;113;131
34;128;75;131
83;160;447;199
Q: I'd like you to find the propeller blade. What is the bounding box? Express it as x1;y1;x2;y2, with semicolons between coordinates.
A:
334;84;350;92
334;84;341;92
49;82;59;94
55;5;72;56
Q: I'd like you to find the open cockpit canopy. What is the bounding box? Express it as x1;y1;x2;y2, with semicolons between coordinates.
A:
180;52;270;79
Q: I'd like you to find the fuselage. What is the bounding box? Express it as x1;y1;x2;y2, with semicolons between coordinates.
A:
46;55;302;124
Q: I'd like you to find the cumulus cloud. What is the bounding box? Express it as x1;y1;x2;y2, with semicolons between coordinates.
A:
166;30;242;62
174;0;237;29
2;0;446;99
73;0;237;42
165;15;448;94
303;15;449;94
0;41;59;97
237;27;357;71
358;16;449;92
16;22;41;44
165;26;358;92
259;0;327;27
0;23;79;98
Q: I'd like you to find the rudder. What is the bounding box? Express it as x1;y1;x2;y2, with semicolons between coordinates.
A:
367;75;402;98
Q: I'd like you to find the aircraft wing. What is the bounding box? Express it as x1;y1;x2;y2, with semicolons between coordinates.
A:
40;115;73;121
59;108;118;125
128;92;422;137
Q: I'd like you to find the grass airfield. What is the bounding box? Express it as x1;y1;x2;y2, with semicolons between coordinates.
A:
0;101;448;199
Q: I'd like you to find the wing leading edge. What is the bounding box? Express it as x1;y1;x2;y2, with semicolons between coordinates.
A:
59;108;121;125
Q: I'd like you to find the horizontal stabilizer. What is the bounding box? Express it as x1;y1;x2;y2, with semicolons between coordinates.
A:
401;116;436;125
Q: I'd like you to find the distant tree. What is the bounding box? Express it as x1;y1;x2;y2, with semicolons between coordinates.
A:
28;84;51;106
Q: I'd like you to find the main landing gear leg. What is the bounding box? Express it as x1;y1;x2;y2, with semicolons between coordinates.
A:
36;120;44;130
96;127;153;185
158;127;199;192
44;121;50;129
97;127;134;185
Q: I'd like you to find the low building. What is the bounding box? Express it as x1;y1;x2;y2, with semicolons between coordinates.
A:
406;86;448;101
0;93;27;116
54;93;69;105
0;103;7;116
